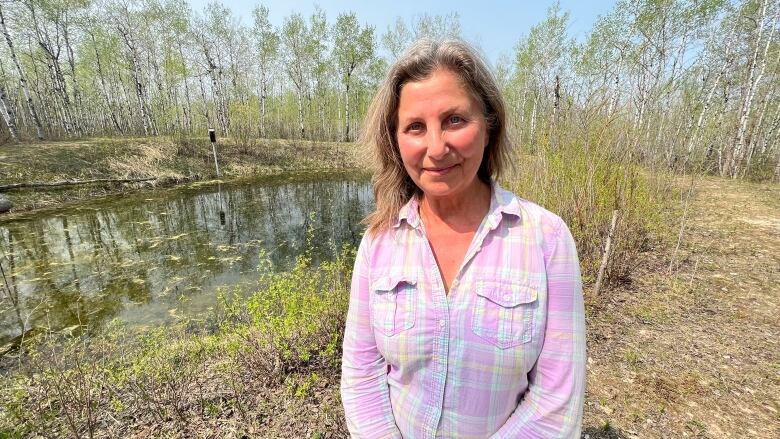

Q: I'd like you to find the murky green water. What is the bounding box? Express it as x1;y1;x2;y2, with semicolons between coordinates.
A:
0;174;372;346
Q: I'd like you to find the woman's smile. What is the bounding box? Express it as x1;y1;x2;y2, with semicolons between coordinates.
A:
423;163;459;176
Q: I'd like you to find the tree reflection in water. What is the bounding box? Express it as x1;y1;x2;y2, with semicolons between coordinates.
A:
0;175;372;345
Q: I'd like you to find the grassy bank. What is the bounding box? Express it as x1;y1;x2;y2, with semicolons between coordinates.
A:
0;136;362;215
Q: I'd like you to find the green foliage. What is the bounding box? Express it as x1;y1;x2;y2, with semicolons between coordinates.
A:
220;222;354;370
506;116;665;284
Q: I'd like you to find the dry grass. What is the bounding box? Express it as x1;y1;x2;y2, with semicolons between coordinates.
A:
0;137;362;215
583;176;780;438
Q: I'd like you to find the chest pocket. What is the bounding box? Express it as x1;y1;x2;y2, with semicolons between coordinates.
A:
472;280;538;349
370;273;418;337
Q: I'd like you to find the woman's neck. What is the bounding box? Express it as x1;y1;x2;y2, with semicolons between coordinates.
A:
419;179;491;232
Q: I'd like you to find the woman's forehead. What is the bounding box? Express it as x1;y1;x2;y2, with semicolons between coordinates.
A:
397;69;478;114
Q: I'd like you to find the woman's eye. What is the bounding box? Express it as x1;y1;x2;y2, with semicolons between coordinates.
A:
448;115;463;125
408;122;423;132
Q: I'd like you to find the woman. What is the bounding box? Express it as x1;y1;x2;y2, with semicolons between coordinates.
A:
341;39;585;438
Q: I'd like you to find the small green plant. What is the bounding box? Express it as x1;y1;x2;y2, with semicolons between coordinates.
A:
624;349;640;369
686;419;706;434
0;233;355;436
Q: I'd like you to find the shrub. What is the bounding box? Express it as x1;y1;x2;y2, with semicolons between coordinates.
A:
506;116;668;285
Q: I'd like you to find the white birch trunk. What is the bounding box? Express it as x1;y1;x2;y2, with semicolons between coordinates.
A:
0;82;18;140
0;3;44;139
729;1;778;177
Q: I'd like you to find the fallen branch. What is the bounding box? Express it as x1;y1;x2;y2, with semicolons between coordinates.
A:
668;173;698;275
0;177;157;191
593;209;619;296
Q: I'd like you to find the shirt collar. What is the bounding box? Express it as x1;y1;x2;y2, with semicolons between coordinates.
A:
394;194;422;229
392;180;522;231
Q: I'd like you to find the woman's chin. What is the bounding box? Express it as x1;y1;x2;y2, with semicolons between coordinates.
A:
417;176;481;200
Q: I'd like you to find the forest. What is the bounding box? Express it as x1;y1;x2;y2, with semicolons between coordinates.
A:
0;0;778;437
0;0;778;180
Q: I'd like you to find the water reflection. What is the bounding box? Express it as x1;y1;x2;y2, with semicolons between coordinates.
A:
0;175;373;345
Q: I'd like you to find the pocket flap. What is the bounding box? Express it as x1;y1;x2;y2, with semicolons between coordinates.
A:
371;273;417;292
476;281;537;307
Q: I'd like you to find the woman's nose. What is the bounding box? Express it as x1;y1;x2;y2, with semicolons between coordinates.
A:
426;129;449;160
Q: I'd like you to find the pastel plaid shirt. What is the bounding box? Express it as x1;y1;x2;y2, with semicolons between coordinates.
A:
340;183;586;438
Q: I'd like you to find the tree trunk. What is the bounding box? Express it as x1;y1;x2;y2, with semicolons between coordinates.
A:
297;88;305;139
344;72;351;142
62;16;84;135
260;79;267;137
0;82;18;141
728;1;778;177
27;1;77;136
177;42;193;133
198;73;211;127
0;4;44;139
201;42;229;136
149;51;169;133
88;31;122;133
530;95;538;143
775;146;780;182
119;25;156;136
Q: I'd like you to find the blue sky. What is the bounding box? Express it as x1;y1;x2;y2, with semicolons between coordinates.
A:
187;0;619;65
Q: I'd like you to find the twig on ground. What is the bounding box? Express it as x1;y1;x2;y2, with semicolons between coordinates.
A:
669;174;698;275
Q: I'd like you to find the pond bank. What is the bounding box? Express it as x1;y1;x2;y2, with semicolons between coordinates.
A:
0;246;354;437
0;136;364;217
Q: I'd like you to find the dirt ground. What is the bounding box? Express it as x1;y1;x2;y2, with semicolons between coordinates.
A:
582;176;779;438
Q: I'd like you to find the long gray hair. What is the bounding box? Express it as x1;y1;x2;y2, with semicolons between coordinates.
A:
361;39;511;235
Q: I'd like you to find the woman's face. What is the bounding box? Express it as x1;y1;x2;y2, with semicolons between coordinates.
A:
396;68;489;201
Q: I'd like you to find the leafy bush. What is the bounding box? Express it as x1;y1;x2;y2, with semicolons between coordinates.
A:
506;117;668;285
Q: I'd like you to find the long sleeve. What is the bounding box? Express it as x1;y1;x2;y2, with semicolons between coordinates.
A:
340;233;403;438
490;218;587;439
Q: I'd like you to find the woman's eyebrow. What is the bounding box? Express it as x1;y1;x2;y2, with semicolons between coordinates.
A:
439;106;462;115
400;106;464;119
397;104;468;125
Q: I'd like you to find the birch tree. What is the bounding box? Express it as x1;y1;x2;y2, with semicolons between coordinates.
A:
726;0;779;177
333;12;373;141
281;13;310;139
0;1;44;139
252;4;278;138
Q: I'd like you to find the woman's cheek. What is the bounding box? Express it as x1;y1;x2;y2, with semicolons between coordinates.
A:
446;124;485;155
398;136;427;162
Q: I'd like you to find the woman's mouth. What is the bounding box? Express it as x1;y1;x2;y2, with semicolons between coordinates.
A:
423;164;457;176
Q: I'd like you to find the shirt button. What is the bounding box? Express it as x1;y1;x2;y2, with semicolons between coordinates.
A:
439;320;445;328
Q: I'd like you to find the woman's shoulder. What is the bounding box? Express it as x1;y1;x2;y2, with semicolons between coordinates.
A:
495;185;568;239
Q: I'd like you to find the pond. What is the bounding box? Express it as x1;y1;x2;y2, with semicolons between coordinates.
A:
0;173;373;347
